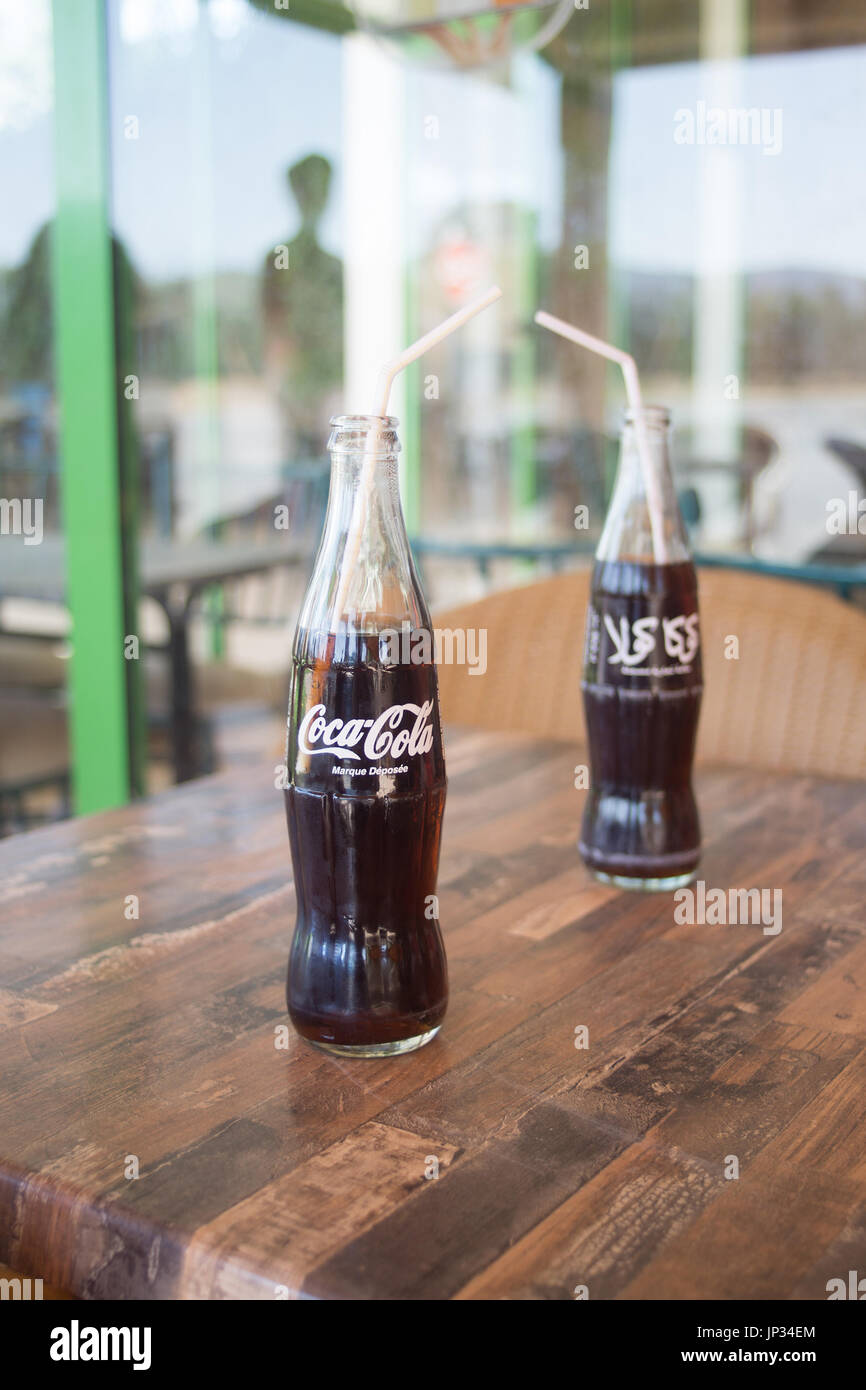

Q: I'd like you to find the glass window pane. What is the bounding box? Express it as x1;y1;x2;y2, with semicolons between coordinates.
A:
0;0;69;833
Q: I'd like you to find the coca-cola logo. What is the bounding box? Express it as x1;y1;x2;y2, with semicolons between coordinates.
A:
298;701;435;762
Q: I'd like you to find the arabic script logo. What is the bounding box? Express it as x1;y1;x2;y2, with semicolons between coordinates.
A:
604;611;700;668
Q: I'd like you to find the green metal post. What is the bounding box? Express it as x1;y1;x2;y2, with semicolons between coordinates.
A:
510;205;538;526
51;0;131;813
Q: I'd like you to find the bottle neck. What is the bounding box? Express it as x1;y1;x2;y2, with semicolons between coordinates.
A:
298;415;429;637
320;443;405;550
596;410;691;565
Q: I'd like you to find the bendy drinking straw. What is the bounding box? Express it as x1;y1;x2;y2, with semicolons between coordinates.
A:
534;310;669;563
334;284;503;622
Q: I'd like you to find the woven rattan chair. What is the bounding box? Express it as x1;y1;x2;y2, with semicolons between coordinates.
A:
433;566;866;780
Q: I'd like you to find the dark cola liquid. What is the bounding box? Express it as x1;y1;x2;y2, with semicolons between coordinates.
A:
285;628;447;1051
580;559;702;884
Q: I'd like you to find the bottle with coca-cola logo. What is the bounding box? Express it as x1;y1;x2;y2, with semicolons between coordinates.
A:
580;406;703;890
284;415;447;1055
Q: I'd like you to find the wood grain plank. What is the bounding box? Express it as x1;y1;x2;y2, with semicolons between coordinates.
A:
180;1122;458;1299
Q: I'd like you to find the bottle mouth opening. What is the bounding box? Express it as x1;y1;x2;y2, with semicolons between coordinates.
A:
330;413;399;429
328;414;400;456
623;404;671;427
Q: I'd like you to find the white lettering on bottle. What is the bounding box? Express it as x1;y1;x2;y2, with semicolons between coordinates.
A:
662;613;700;665
604;614;659;667
298;702;434;761
603;611;700;669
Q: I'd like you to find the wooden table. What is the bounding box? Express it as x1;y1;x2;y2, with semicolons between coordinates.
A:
1;729;864;1300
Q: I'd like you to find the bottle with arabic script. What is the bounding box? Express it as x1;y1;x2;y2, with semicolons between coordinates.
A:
580;406;703;890
284;415;447;1056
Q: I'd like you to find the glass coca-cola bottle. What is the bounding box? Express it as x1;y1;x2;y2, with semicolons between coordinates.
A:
580;406;702;890
284;415;448;1056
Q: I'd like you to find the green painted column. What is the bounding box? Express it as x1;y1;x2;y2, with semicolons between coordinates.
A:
51;0;131;813
510;205;538;525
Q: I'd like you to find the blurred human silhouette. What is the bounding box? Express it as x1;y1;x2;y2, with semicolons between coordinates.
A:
261;154;344;462
1;221;142;531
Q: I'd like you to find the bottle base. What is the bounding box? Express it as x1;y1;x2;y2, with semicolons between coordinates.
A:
303;1026;441;1059
579;836;699;893
588;868;697;893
